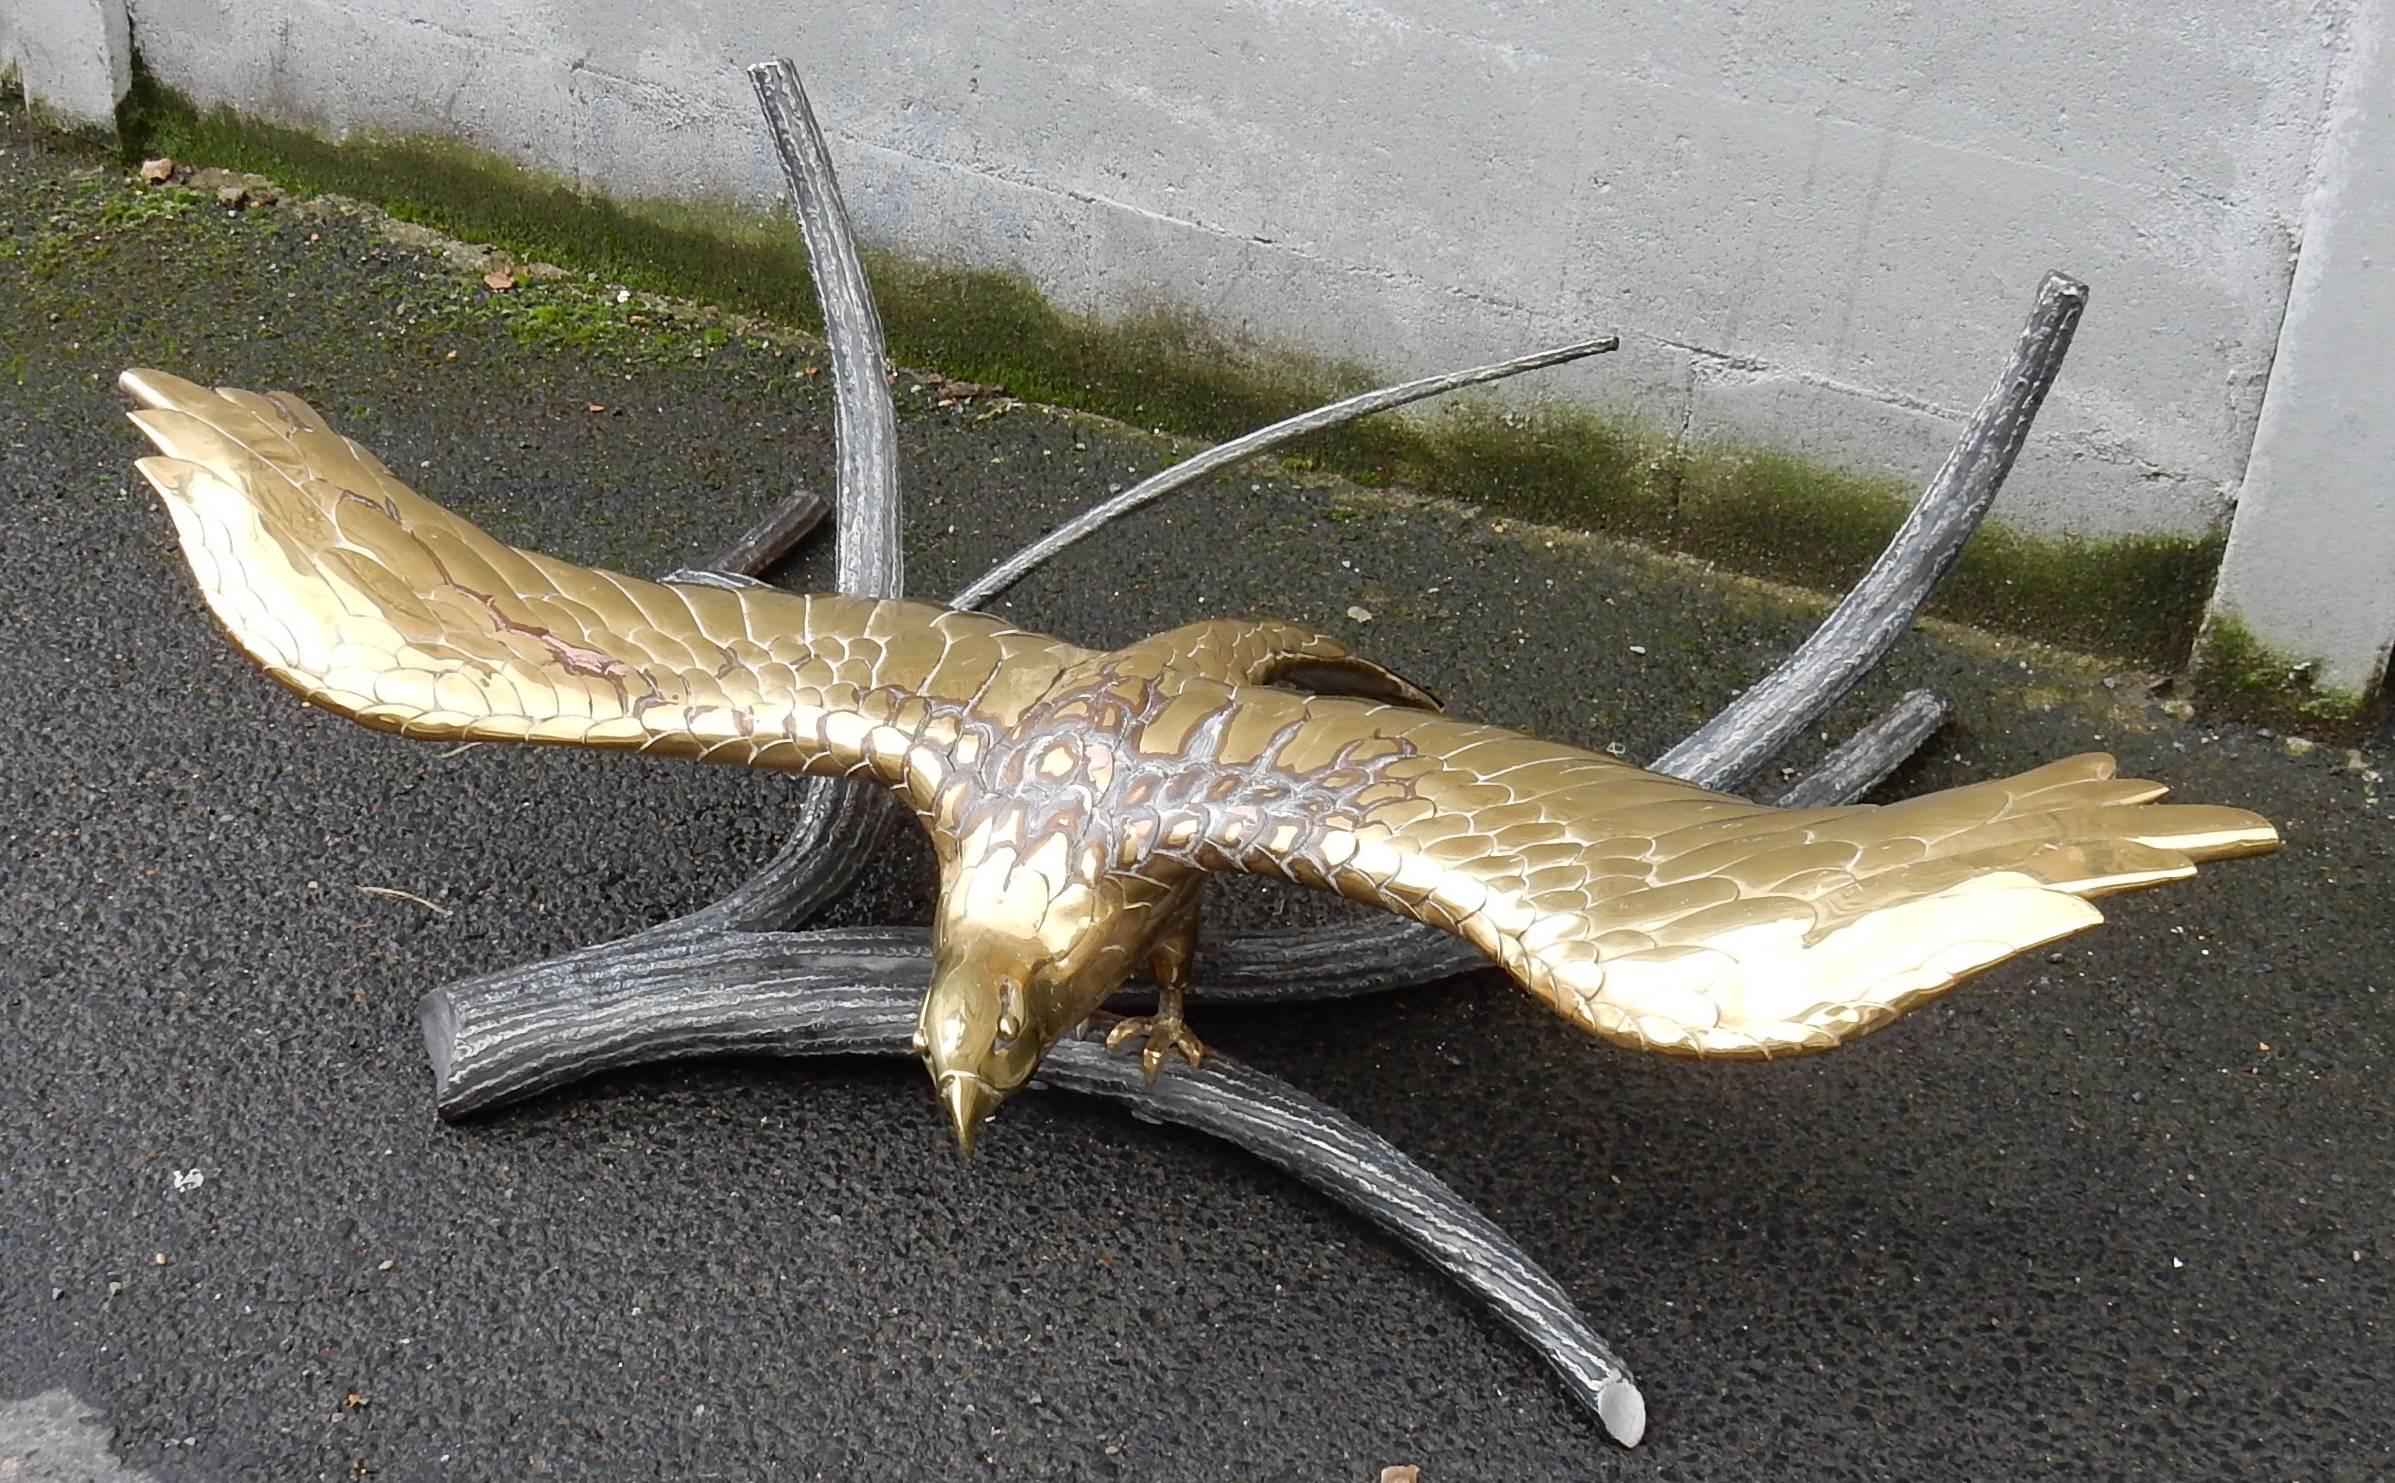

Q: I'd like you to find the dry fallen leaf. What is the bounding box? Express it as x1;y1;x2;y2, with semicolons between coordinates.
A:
355;885;451;917
1379;1467;1421;1483
138;157;175;184
482;267;516;291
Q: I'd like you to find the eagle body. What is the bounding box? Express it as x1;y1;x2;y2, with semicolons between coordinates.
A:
121;369;2280;1147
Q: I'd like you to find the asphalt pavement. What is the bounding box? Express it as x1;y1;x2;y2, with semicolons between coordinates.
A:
2;117;2389;1481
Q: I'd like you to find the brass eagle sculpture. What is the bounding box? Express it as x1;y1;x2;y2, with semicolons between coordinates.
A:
123;369;2280;1153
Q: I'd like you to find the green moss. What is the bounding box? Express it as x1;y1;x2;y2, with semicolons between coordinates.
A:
2191;615;2378;738
2;164;203;282
463;283;716;361
106;72;2228;667
116;74;828;318
1671;448;2225;664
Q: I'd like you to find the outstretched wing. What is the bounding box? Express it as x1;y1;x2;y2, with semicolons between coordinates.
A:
122;370;1089;799
1134;683;2278;1058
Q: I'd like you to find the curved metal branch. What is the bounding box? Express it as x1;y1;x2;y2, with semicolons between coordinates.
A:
750;60;901;594
415;59;906;1074
1654;272;2087;792
1208;272;2088;986
1040;1019;1645;1447
1771;688;1949;809
426;921;1491;1120
662;483;833;588
950;337;1619;610
418;968;1642;1446
689;786;911;934
700;60;911;929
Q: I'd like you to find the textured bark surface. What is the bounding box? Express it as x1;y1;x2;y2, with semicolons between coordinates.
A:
1654;273;2089;792
1772;689;1953;809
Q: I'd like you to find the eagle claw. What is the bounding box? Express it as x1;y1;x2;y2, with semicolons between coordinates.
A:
1104;1012;1208;1083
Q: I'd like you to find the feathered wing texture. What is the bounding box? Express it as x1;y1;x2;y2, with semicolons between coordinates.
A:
1096;618;1442;710
124;369;2281;1061
1137;686;2279;1058
121;369;1090;801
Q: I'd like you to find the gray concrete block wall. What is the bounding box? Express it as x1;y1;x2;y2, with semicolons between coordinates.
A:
2205;3;2395;700
5;0;131;125
78;0;2395;690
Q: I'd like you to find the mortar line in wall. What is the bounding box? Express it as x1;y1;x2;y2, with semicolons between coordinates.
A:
1640;332;2216;521
1637;330;1977;425
831;130;1550;324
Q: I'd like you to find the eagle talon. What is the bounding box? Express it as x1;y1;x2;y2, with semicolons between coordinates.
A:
1105;1011;1208;1083
1105;918;1209;1083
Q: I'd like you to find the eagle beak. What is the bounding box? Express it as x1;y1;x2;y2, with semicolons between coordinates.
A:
938;1071;1001;1158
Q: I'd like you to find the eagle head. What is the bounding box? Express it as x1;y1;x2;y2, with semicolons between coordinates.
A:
914;846;1131;1155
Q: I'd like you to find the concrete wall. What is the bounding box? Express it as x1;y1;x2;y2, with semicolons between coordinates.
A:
2205;2;2395;699
63;1;2395;689
4;0;131;125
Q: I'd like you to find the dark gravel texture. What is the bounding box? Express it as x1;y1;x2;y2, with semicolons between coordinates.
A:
3;119;2389;1481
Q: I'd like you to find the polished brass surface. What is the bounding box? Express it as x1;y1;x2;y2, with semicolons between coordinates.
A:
125;370;2282;1149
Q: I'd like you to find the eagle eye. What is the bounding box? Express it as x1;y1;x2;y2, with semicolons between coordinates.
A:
994;977;1027;1047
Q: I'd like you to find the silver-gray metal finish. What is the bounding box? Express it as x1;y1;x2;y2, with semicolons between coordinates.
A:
951;336;1619;609
1655;273;2088;792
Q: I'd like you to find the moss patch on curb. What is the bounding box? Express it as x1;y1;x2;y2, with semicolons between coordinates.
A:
2191;616;2380;739
108;73;2223;667
1670;447;2224;665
